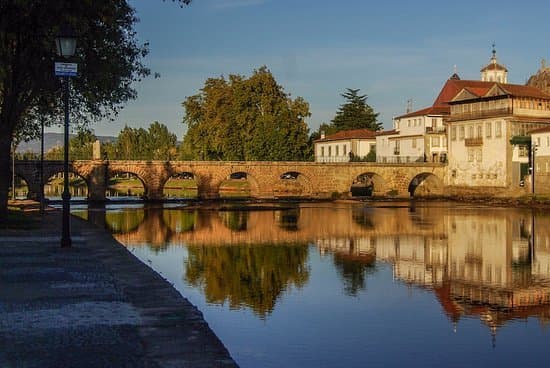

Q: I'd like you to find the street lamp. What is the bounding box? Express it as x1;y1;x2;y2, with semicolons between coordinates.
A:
55;25;77;248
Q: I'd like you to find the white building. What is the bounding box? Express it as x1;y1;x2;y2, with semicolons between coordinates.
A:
314;128;376;163
529;126;550;194
446;82;550;191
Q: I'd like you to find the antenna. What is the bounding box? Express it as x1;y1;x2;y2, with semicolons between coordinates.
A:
406;99;413;113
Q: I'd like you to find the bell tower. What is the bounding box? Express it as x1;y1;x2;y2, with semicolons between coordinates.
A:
480;44;508;83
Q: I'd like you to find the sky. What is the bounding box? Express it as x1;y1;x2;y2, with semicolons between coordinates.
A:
52;0;550;138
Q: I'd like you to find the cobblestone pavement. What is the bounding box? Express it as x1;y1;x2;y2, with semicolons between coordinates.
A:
0;208;238;368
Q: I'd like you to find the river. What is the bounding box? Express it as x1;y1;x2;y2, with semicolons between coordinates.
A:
73;201;550;368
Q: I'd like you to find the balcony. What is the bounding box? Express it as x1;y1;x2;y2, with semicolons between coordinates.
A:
425;127;446;134
448;107;512;121
464;137;483;146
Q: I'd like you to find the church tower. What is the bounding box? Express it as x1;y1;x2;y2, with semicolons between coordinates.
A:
480;44;508;83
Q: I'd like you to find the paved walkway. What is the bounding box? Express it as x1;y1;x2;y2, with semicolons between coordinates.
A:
0;207;238;367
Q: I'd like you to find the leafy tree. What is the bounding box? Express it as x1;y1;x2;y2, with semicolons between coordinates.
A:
332;88;381;131
181;67;311;161
147;121;177;160
111;122;177;160
0;0;191;219
70;129;97;160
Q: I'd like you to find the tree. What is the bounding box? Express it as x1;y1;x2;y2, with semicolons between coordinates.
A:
113;122;177;161
181;67;311;161
0;0;191;219
70;129;97;160
147;121;177;160
331;88;381;132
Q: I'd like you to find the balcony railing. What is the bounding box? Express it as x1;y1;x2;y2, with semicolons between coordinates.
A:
464;137;483;146
448;107;512;121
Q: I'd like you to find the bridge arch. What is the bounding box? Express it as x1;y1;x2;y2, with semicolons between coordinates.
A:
107;167;147;199
163;171;198;199
350;172;388;197
408;173;445;197
43;169;89;199
274;171;313;197
218;171;260;198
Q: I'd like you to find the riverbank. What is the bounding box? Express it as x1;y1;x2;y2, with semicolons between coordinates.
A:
0;203;238;367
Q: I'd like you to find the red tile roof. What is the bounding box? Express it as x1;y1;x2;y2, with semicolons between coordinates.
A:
375;129;399;136
395;105;450;119
499;84;550;99
315;128;376;142
432;79;498;107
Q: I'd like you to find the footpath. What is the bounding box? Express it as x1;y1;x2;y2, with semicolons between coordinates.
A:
0;204;238;368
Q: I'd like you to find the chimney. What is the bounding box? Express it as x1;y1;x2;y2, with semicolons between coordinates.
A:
320;130;325;139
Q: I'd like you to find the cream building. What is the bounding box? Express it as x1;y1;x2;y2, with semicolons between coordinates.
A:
314;128;376;163
377;105;448;164
530;126;550;194
446;82;550;191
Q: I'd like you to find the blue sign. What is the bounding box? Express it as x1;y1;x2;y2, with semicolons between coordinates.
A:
55;62;78;77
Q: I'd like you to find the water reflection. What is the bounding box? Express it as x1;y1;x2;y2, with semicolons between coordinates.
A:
185;244;309;318
77;203;550;330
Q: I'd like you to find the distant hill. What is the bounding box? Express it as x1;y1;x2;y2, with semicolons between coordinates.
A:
16;133;116;154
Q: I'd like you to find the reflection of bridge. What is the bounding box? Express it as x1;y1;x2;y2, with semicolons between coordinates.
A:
91;204;447;247
14;160;446;200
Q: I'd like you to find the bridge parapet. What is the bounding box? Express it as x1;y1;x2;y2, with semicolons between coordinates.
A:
14;159;449;200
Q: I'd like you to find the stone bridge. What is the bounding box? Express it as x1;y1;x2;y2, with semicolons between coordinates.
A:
14;160;447;201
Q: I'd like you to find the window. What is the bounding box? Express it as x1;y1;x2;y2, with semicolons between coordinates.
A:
486;122;492;138
432;118;437;127
468;149;474;162
476;149;482;162
468;125;474;138
519;146;528;157
321;147;324;157
477;125;482;138
412;138;417;148
343;145;347;156
451;127;457;140
408;120;411;127
547;136;550;147
432;137;440;147
328;146;332;156
459;126;465;140
336;145;339;156
495;121;502;137
537;137;541;146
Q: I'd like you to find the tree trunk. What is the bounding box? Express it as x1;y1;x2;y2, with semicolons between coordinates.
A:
0;133;13;220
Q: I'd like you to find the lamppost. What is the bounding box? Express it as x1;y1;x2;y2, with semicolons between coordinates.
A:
55;25;77;248
39;116;45;214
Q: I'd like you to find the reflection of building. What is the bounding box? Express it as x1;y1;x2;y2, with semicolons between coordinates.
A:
315;210;550;333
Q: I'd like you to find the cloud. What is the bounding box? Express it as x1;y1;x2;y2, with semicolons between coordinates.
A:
210;0;268;9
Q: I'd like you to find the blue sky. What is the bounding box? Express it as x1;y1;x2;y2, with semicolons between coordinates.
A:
69;0;550;138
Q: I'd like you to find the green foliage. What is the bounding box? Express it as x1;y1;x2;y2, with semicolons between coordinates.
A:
70;129;97;159
365;148;376;162
0;0;191;218
105;122;177;160
332;88;381;132
311;89;381;144
181;66;311;161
